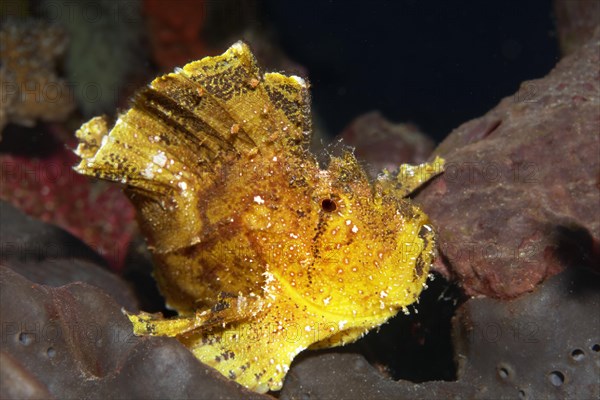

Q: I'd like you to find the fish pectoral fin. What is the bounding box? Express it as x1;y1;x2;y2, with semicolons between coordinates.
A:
126;294;264;337
127;311;201;337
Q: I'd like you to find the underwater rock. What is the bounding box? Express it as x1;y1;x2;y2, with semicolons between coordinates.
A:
0;134;137;270
6;258;139;311
554;0;600;56
0;18;75;134
0;201;106;265
414;26;600;298
279;267;600;399
339;111;435;178
452;266;600;400
0;351;53;400
0;201;138;309
281;352;469;400
0;266;271;400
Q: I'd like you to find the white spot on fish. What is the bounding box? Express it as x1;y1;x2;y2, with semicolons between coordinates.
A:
142;163;154;179
254;195;265;204
153;151;167;167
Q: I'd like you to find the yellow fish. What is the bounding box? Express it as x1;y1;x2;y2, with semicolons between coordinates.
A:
74;42;444;393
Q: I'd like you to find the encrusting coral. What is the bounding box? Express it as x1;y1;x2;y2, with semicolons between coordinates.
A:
0;18;74;134
39;0;145;116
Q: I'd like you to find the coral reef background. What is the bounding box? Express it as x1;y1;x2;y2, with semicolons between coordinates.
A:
0;18;74;133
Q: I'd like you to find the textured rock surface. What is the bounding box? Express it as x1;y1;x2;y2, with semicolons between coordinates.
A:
555;0;600;55
0;200;137;309
452;266;600;400
339;111;435;178
414;27;600;298
1;200;106;266
0;266;271;400
280;267;600;399
0;129;137;270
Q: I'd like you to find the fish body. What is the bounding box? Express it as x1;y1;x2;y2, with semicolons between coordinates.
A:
74;42;444;393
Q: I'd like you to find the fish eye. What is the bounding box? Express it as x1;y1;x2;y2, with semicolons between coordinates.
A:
321;198;337;212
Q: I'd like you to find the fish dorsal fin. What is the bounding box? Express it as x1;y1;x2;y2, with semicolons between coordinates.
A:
181;41;311;153
74;42;311;252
